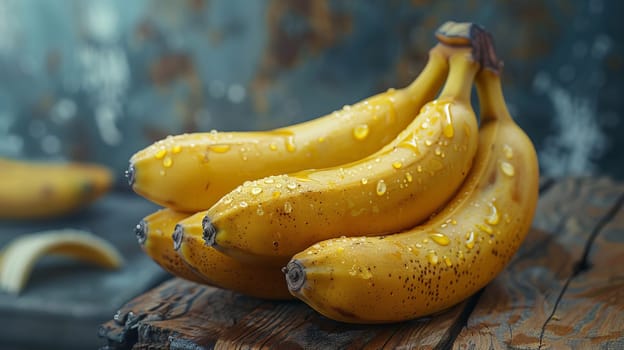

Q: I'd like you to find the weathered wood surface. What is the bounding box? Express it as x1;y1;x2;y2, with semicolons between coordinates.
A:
0;192;167;350
453;177;624;350
99;177;624;350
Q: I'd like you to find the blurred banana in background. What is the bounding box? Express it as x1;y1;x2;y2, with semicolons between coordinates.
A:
0;158;119;294
0;158;112;219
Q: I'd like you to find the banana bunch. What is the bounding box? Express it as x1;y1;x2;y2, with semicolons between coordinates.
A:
0;158;112;219
283;40;539;323
130;22;539;323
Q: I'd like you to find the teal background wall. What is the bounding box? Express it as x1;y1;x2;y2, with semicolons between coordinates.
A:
0;0;622;185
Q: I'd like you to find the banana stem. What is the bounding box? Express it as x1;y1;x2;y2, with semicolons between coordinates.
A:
405;47;449;102
472;26;510;125
475;67;513;125
435;21;474;46
438;50;479;102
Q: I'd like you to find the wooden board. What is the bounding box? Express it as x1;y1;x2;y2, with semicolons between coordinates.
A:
98;177;624;349
453;177;624;349
0;192;168;350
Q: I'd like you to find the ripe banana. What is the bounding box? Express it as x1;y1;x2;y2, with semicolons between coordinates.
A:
135;208;208;284
0;229;124;294
0;158;112;219
202;44;480;266
128;47;450;212
283;51;540;323
172;211;291;299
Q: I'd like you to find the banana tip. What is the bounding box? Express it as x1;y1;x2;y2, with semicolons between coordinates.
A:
125;162;135;187
172;224;184;251
283;260;306;292
202;215;217;246
135;220;147;245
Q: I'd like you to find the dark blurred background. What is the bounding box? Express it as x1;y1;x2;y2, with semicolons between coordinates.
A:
0;0;622;183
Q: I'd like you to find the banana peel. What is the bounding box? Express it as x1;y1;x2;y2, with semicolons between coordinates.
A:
0;229;124;294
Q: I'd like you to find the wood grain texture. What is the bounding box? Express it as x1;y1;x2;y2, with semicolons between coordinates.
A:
0;192;165;350
539;192;624;350
98;178;624;350
100;278;473;350
453;177;624;350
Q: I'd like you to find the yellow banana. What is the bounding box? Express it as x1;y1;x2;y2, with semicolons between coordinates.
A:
128;47;449;212
137;208;291;299
0;229;123;294
202;44;480;266
172;211;292;299
0;158;112;219
283;45;540;323
135;208;208;284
